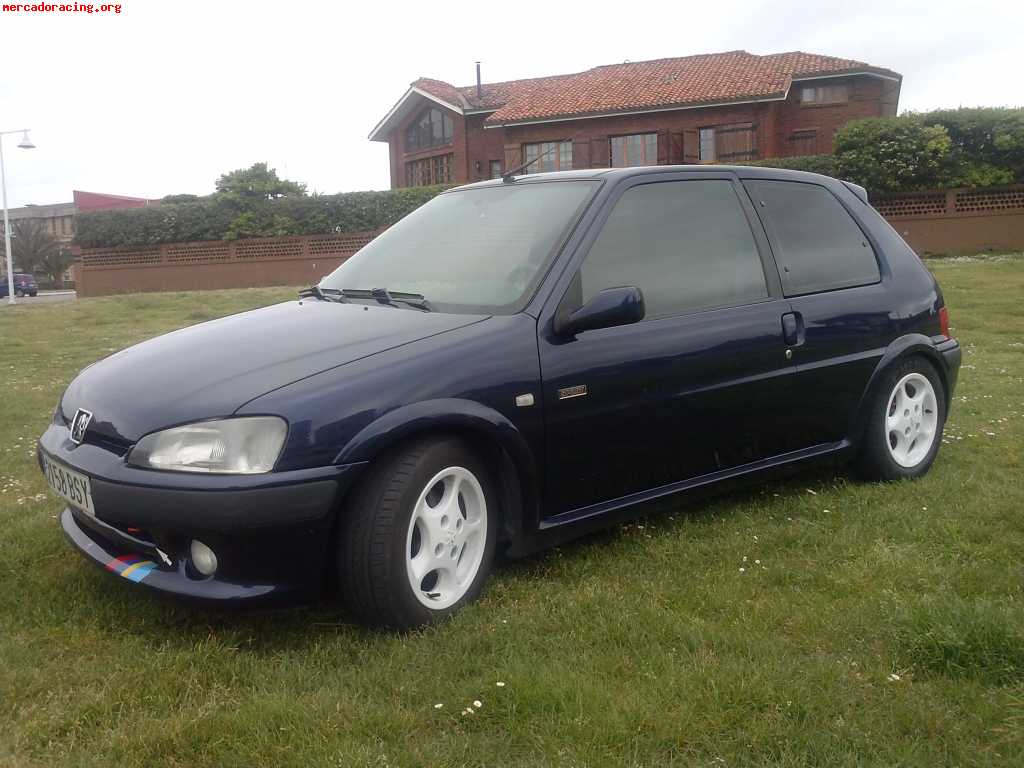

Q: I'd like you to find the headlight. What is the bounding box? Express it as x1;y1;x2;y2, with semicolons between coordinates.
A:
127;417;287;474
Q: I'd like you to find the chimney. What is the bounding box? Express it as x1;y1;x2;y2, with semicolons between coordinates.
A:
475;61;482;100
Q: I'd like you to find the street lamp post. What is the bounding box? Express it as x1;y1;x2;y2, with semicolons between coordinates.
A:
1;129;36;305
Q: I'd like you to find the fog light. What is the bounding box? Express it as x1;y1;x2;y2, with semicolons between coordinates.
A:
190;539;218;576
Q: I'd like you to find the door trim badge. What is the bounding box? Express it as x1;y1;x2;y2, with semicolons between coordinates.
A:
557;384;588;400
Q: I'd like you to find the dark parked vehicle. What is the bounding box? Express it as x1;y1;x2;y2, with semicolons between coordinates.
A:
38;166;960;629
1;272;38;297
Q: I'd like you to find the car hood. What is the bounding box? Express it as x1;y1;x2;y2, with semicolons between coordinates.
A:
61;300;486;443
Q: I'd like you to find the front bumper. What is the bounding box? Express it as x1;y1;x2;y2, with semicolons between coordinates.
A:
39;422;366;603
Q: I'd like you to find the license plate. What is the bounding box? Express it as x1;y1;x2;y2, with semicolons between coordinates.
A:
41;454;95;515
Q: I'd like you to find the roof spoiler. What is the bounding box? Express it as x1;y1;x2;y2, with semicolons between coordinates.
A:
842;180;869;204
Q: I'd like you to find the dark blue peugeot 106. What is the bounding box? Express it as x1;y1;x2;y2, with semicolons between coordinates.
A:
38;165;961;629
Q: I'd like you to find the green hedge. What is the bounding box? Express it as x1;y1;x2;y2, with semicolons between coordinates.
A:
75;186;447;249
738;154;838;177
923;107;1024;187
832;116;953;195
744;108;1024;197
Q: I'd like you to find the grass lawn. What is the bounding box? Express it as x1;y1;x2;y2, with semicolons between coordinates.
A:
2;259;1023;767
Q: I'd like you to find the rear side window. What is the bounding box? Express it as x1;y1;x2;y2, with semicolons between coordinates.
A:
744;180;880;296
580;179;768;319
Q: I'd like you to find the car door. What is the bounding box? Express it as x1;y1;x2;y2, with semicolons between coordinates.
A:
537;173;801;521
741;178;890;445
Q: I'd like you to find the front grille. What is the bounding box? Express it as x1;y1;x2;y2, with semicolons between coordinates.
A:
82;432;132;457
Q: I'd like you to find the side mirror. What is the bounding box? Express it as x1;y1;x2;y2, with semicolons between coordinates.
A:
554;286;645;336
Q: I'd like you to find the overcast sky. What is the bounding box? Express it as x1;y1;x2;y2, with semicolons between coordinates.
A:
0;0;1020;207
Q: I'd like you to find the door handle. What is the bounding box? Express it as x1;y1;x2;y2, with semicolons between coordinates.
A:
781;312;805;348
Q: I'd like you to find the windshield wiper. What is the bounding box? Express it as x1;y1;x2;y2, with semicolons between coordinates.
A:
298;286;348;303
337;288;434;312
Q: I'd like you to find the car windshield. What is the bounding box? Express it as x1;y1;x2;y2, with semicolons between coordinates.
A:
319;180;599;314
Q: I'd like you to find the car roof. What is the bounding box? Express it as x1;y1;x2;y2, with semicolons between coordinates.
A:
451;164;840;191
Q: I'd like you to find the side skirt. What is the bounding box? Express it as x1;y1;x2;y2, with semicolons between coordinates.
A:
538;440;849;531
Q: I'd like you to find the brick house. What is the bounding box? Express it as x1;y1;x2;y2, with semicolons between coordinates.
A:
369;50;901;188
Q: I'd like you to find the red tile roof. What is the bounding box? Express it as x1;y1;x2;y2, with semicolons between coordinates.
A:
411;50;899;126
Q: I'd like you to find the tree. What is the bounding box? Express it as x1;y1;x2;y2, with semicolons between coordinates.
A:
10;218;60;274
160;193;204;204
214;162;307;203
37;247;74;286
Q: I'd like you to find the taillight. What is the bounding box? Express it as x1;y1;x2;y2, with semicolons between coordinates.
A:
939;306;950;338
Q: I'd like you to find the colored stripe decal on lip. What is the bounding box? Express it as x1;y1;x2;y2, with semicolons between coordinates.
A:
105;554;141;573
120;561;157;583
103;553;157;582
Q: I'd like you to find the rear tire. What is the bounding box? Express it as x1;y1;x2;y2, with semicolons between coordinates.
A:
337;436;498;630
856;356;946;481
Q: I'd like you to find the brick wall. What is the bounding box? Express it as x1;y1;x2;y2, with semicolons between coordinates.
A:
464;112;509;182
875;186;1024;256
498;102;770;170
773;76;893;157
73;232;380;297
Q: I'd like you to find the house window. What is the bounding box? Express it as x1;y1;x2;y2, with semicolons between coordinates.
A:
405;153;453;186
699;128;716;162
405;107;454;153
698;123;758;162
787;128;819;156
522;141;573;174
610;133;658;167
489;160;503;179
801;85;849;105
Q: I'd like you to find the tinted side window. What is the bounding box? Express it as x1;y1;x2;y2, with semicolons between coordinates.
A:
744;180;880;296
580;180;768;318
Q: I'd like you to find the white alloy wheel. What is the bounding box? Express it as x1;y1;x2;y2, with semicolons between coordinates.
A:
405;466;488;610
884;372;938;468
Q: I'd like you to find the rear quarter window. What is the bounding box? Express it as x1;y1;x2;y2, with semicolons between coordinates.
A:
744;179;880;296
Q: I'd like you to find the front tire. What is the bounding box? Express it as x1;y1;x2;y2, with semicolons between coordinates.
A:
856;356;946;481
338;436;498;630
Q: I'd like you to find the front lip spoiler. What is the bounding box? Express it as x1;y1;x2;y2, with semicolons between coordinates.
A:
61;508;295;603
72;508;174;566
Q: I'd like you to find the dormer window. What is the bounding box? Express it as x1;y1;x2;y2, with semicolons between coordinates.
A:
405;107;454;152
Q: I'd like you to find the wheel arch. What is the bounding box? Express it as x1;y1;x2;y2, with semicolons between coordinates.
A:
849;334;950;449
334;399;540;554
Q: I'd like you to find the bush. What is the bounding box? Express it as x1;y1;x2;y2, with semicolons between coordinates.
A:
738;154;838;177
833;117;953;195
75;186;447;249
829;108;1024;195
924;107;1024;184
